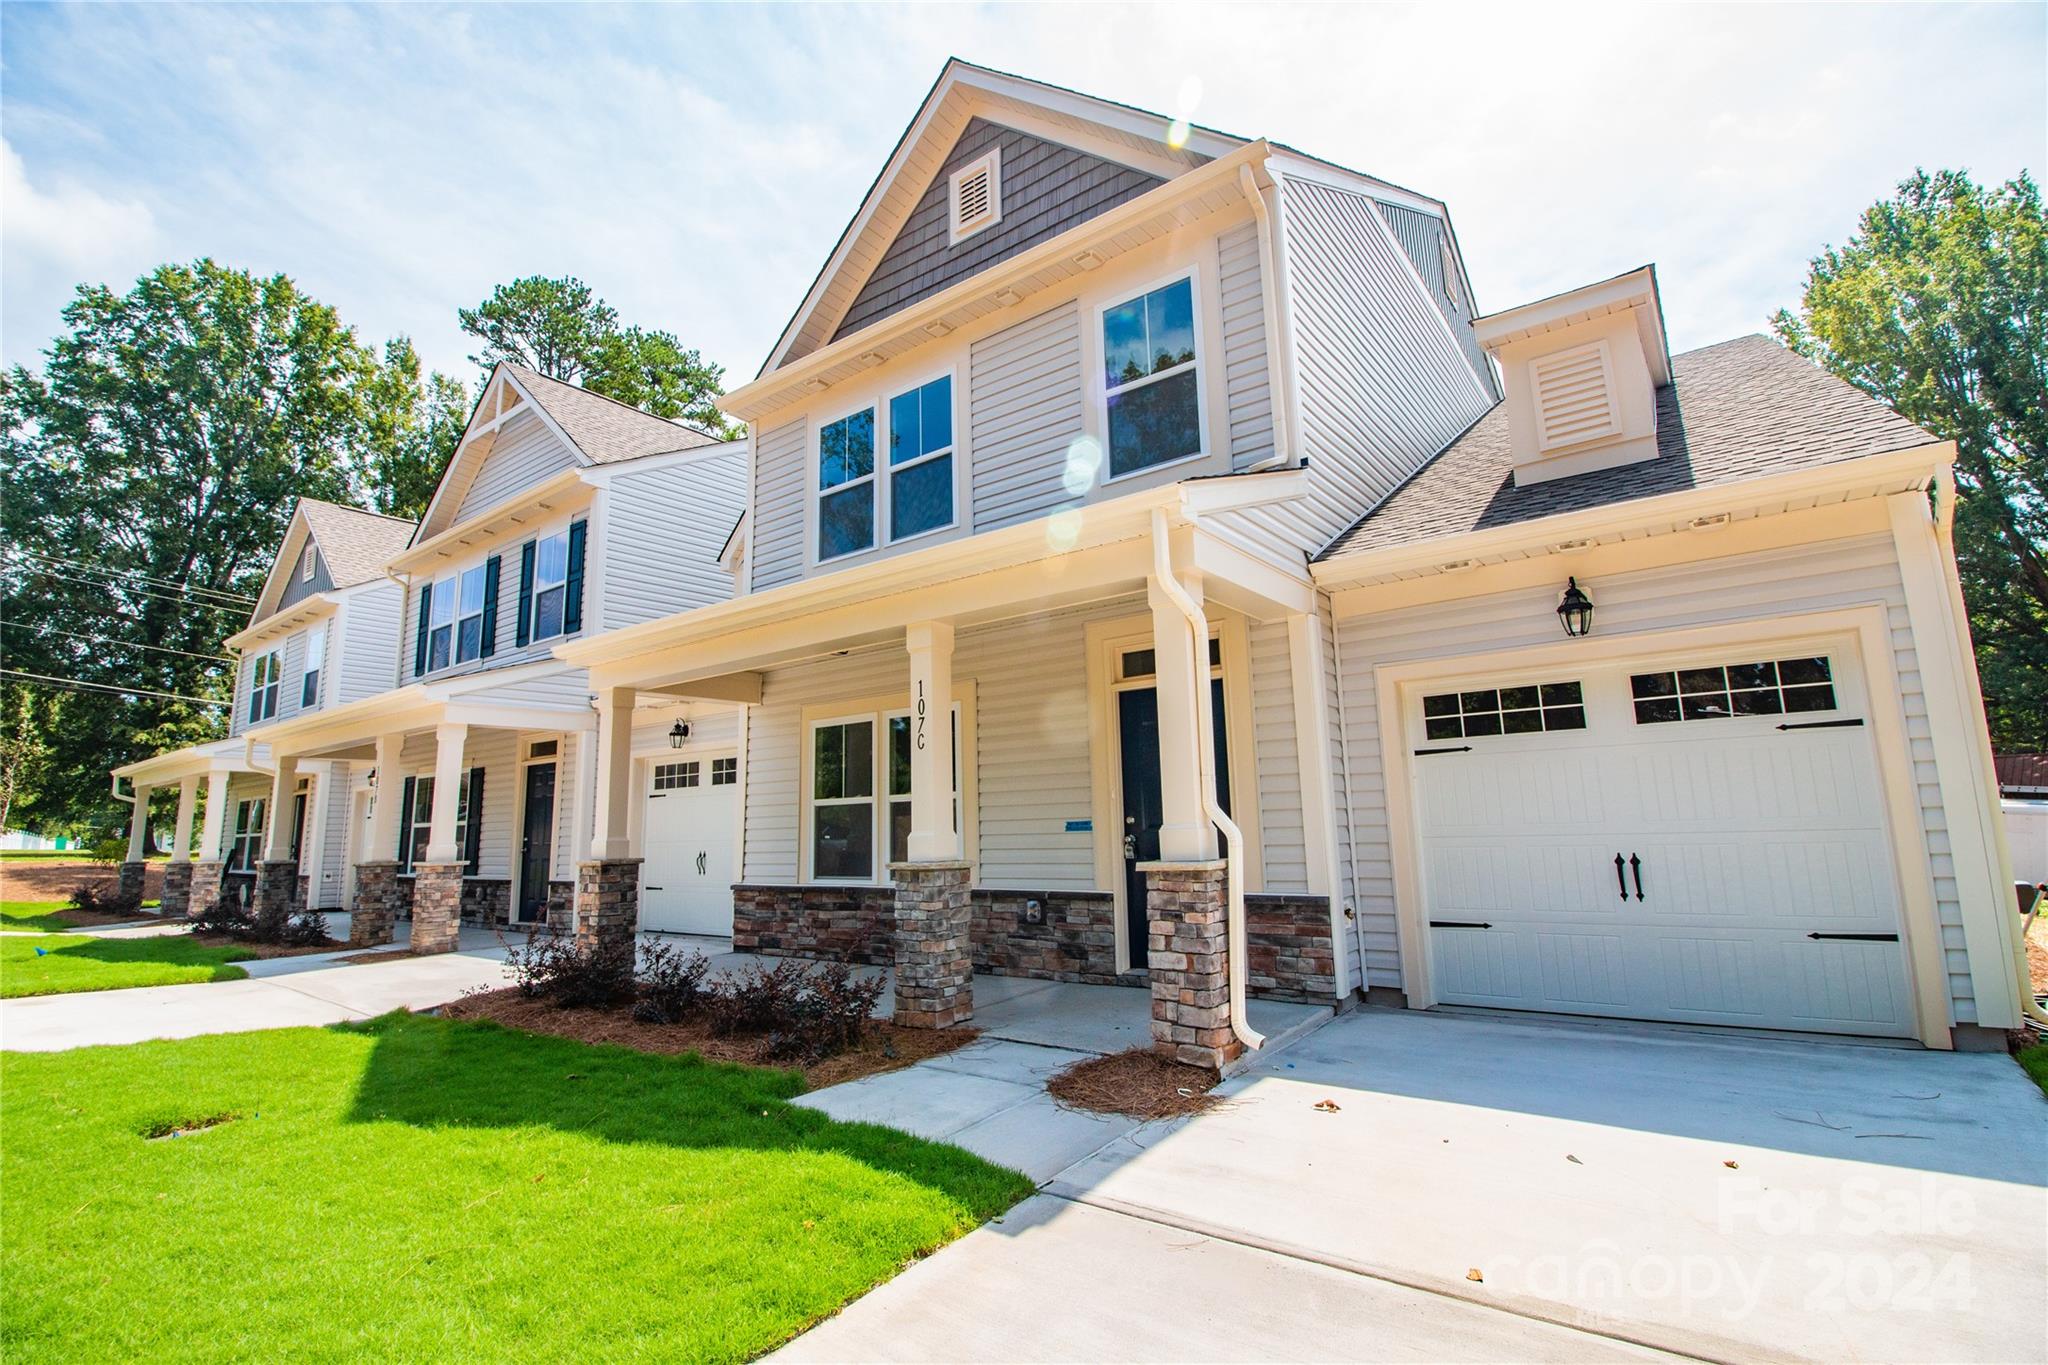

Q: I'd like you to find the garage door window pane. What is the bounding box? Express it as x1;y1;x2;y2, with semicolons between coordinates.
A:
1631;656;1837;725
1631;672;1677;699
1783;684;1836;712
1634;697;1681;725
1424;680;1585;739
1543;705;1586;730
1425;716;1462;741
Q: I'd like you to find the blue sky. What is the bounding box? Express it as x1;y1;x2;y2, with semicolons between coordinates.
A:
4;2;2043;393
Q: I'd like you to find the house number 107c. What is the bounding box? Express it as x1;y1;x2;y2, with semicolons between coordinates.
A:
914;682;928;750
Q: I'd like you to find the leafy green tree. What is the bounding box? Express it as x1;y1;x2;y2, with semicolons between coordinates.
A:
362;337;469;521
459;275;735;436
0;259;373;831
1773;169;2048;750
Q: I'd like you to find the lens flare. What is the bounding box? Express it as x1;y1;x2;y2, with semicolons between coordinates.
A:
1061;434;1102;497
1046;508;1083;552
1167;117;1191;150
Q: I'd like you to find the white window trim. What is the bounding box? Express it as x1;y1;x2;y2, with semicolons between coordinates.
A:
1093;268;1212;487
230;797;267;871
803;712;880;884
399;770;474;877
300;544;316;582
527;525;575;645
947;147;1002;245
798;689;979;886
426;572;457;673
1439;236;1463;310
809;366;961;567
454;562;488;665
883;703;962;867
300;627;325;710
249;649;281;724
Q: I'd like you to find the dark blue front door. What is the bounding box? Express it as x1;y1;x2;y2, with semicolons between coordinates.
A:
1118;677;1230;969
518;763;556;922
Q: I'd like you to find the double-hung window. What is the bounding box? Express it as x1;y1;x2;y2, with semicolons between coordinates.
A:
230;798;266;871
454;564;487;664
300;629;324;709
248;650;281;724
426;575;456;672
817;408;877;561
887;376;954;541
530;531;570;642
402;776;435;873
810;719;875;879
1101;276;1201;478
886;709;959;865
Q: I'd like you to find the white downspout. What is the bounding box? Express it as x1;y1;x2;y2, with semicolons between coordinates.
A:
1238;165;1293;468
1152;508;1265;1052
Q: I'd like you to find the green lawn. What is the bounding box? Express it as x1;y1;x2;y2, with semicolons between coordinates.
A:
1;1014;1031;1362
0;931;251;997
2019;1043;2048;1099
0;900;94;932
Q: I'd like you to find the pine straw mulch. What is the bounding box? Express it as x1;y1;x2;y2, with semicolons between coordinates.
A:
440;986;982;1089
1046;1047;1222;1121
39;905;163;929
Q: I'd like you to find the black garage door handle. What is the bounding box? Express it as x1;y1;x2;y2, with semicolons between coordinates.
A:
1430;920;1493;929
1808;932;1898;941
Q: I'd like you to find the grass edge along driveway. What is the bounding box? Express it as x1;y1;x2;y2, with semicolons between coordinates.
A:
2;1012;1033;1362
1;930;251;1000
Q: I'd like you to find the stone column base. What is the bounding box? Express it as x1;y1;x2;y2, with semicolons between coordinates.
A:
891;860;972;1029
350;861;402;946
575;859;642;957
410;863;466;954
187;860;225;919
160;860;194;918
117;860;147;908
1143;859;1243;1070
252;859;299;926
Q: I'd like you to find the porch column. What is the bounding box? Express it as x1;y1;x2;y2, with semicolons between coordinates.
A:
1148;574;1217;863
350;734;406;948
903;621;958;861
160;776;202;917
119;782;151;907
411;723;468;954
189;770;231;919
299;761;334;913
251;754;299;926
576;686;640;957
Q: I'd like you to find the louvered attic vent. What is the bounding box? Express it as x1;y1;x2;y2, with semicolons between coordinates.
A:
948;149;1001;245
1531;341;1620;452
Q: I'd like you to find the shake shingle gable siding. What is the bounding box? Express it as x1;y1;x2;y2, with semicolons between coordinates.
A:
829;118;1167;344
1319;335;1940;561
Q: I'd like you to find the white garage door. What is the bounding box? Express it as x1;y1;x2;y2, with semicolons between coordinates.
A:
641;755;738;936
1410;642;1916;1038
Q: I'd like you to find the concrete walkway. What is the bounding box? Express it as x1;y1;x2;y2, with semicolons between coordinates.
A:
781;1008;2048;1364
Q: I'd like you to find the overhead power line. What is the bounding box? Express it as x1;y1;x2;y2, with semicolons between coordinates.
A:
0;668;230;708
1;626;236;665
2;550;258;606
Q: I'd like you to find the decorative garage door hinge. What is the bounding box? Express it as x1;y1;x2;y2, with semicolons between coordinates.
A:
1778;718;1864;731
1430;919;1493;929
1413;745;1474;756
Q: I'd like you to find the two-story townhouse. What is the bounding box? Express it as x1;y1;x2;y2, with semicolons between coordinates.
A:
563;61;2024;1060
111;499;414;917
223;363;749;951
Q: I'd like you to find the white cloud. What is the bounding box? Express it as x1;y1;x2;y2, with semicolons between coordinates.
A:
0;139;158;364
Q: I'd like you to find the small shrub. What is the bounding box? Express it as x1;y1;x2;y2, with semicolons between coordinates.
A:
88;834;127;866
245;897;295;944
507;931;636;1009
68;881;140;916
633;941;711;1024
702;959;884;1061
190;896;252;937
703;959;810;1038
280;907;335;947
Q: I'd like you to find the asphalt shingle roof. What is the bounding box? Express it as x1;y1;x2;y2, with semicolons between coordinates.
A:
1318;335;1939;562
297;499;415;588
505;364;722;466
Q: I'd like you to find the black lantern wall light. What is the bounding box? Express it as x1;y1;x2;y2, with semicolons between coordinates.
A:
668;719;691;749
1556;577;1594;638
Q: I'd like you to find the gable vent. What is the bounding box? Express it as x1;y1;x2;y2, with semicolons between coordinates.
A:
948;149;1001;244
1531;341;1620;452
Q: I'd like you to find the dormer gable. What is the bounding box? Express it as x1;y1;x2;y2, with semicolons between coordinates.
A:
762;59;1245;375
1474;265;1672;487
244;499;414;627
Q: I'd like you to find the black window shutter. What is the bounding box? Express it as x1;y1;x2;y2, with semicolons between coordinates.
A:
290;793;307;862
464;767;485;876
398;775;417;867
563;520;588;634
413;582;431;677
480;555;501;659
515;541;535;648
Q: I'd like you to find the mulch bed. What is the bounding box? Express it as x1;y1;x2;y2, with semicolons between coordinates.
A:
0;859;165;903
31;906;163;929
189;932;344;960
442;986;981;1089
1047;1047;1221;1120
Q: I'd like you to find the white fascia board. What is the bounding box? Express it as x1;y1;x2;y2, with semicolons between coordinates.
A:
388;469;595;576
1312;442;1953;589
1264;150;1449;218
578;439;746;486
413;367;595;544
224;593;338;653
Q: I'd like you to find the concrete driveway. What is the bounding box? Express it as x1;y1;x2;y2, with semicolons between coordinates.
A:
786;1009;2048;1364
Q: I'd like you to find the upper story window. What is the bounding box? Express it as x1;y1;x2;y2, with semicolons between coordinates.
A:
1101;276;1201;479
1440;237;1463;310
300;629;324;709
300;545;316;582
948;148;1001;244
818;408;877;561
888;376;954;542
531;531;571;642
513;521;584;649
248;649;280;724
454;564;489;664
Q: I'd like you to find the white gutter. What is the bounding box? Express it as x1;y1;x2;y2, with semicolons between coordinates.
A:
1151;508;1264;1053
1238;165;1294;467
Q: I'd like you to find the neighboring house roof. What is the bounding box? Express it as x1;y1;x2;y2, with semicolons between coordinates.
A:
1996;753;2048;794
501;363;722;465
296;499;415;588
1318;335;1940;562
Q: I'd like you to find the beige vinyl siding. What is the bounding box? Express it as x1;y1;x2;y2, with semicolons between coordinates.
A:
309;764;353;908
1281;176;1494;551
461;666;591;711
1332;533;1974;1021
455;409;579;523
1248;619;1307;891
551;734;580;883
750;418;808;592
967;300;1086;533
601;449;746;629
1217;222;1276;472
336;583;404;702
228;653;255;738
396;727;519;881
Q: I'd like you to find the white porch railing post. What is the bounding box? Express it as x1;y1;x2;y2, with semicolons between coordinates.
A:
171;777;199;863
423;724;469;865
1147;574;1217;863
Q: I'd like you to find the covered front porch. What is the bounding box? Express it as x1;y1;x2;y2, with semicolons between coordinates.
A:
111;737;275;917
563;478;1353;1070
